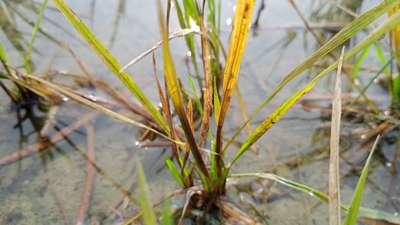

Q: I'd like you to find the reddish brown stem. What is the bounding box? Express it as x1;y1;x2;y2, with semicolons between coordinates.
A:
76;125;96;225
0;111;99;168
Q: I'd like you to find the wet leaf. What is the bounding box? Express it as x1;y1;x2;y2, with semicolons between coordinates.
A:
10;73;177;143
53;0;169;133
165;158;185;188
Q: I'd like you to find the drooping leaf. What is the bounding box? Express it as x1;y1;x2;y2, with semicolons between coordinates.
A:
10;73;176;143
53;0;169;133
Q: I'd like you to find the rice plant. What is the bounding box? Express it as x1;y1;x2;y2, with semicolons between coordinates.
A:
1;0;400;224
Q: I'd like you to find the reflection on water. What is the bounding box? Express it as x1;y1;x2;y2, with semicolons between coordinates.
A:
0;0;399;224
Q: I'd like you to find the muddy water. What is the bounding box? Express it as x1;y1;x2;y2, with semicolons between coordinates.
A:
0;0;399;224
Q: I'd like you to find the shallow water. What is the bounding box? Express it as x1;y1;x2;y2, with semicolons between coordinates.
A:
0;0;399;224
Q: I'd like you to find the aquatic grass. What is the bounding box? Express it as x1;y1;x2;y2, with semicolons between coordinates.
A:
351;45;371;81
3;0;400;223
50;0;400;200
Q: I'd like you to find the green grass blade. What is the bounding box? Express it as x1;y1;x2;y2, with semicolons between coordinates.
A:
188;75;203;116
374;42;392;79
165;158;185;188
24;0;49;73
228;12;400;166
344;136;380;225
213;75;221;124
0;43;8;63
183;0;199;21
351;45;371;80
53;0;168;133
374;42;396;100
223;0;400;152
136;161;157;225
173;0;201;87
161;200;173;225
233;173;329;202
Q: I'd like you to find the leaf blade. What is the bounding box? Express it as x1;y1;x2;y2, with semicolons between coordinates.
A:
53;0;169;133
344;136;380;225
